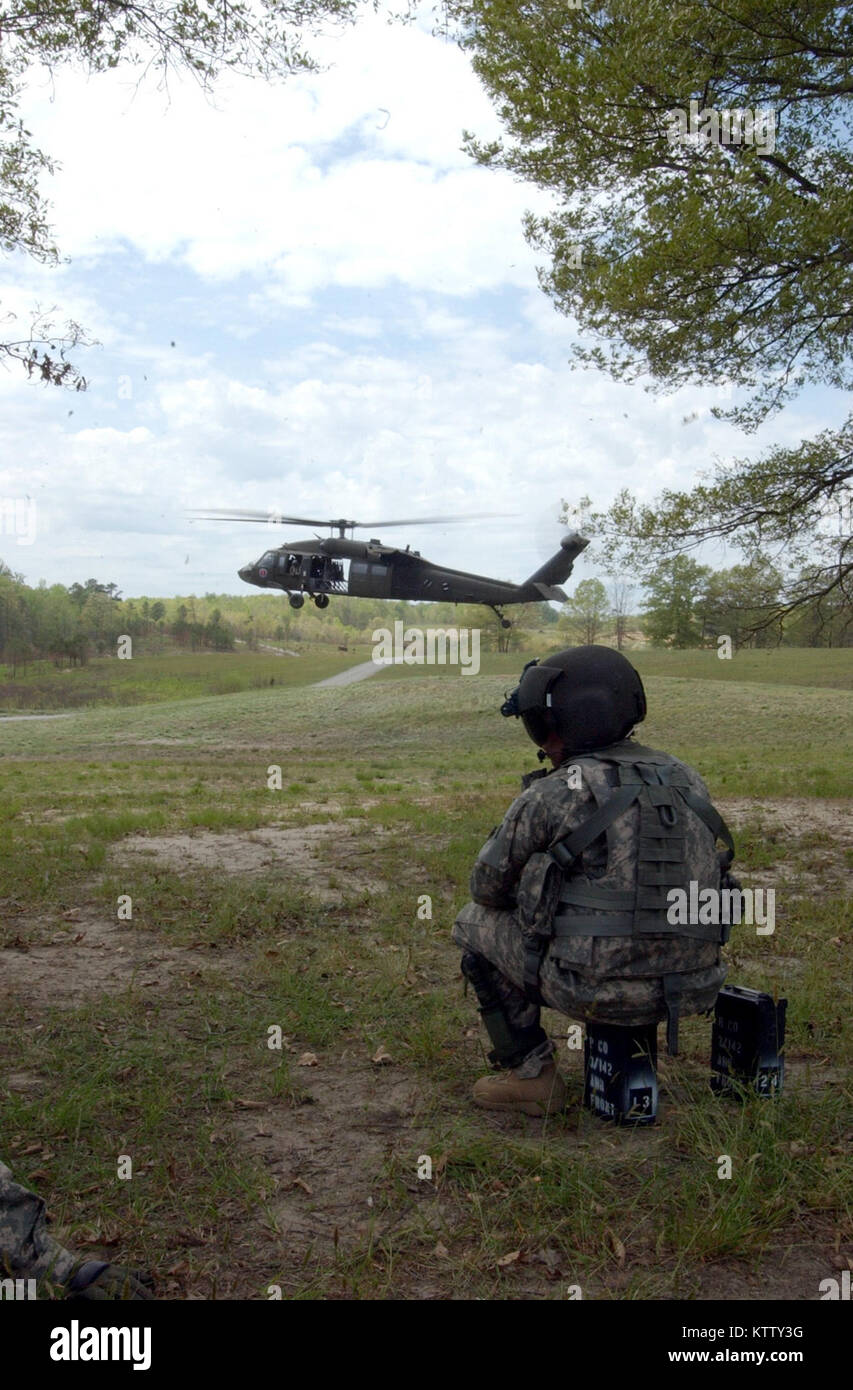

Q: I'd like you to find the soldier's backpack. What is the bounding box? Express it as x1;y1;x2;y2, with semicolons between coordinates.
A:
518;741;736;1053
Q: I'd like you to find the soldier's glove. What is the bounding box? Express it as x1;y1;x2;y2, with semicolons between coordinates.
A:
65;1260;155;1300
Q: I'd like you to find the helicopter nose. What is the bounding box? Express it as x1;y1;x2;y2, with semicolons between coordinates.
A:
238;564;254;582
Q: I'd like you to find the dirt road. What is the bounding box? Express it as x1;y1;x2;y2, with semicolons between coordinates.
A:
314;661;384;688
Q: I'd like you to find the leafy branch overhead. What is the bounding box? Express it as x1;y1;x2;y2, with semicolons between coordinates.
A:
449;0;852;429
562;421;852;633
446;0;852;631
0;0;366;386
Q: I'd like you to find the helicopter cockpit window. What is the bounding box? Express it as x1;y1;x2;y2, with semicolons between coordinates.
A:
261;552;278;567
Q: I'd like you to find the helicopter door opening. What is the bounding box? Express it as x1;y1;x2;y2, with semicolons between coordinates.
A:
275;553;301;581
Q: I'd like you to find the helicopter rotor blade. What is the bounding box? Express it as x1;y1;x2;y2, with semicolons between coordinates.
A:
188;509;336;527
188;509;512;529
355;513;510;528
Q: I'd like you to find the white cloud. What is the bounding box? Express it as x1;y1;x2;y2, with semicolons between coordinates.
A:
15;11;541;296
2;4;845;603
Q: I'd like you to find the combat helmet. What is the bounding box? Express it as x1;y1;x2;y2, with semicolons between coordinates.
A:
501;645;646;753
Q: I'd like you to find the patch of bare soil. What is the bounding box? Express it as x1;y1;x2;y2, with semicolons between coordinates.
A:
108;819;390;902
717;796;853;893
0;908;233;1010
226;1053;596;1299
718;796;852;843
691;1223;851;1301
4;1070;46;1095
18;806;152;825
235;1059;427;1256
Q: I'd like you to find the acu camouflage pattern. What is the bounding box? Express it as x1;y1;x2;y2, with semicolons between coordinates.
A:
0;1159;154;1297
0;1159;76;1288
453;738;727;1029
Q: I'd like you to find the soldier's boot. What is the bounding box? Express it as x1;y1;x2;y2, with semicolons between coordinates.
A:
65;1260;155;1300
472;1060;567;1116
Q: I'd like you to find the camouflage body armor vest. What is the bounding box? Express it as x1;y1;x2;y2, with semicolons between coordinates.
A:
519;741;735;1051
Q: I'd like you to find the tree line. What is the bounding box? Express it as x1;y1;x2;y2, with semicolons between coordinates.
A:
3;554;848;676
563;560;852;651
0;564;559;671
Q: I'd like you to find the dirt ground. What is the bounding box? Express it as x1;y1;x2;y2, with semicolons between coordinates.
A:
2;796;850;1299
112;818;390;901
717;796;852;841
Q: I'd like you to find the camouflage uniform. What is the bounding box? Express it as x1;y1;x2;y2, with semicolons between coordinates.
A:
0;1159;76;1287
453;739;727;1073
0;1159;153;1298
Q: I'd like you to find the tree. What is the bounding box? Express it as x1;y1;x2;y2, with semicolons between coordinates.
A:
475;600;544;653
701;557;784;648
642;555;711;648
0;0;364;385
68;578;122;607
609;579;634;652
450;1;852;625
205;607;234;650
84;588;124;653
452;0;851;424
561;577;609;645
783;572;853;647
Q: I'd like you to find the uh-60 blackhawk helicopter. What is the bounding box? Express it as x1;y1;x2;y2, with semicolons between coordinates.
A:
189;510;589;627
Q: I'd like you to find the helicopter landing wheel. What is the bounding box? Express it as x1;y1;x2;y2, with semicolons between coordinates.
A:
314;593;330;609
289;593;305;609
501;618;512;629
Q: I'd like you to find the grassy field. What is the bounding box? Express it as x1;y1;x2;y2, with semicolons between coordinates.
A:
0;648;851;1300
0;646;362;711
5;642;850;715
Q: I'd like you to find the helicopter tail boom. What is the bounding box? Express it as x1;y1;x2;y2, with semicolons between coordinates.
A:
523;532;589;595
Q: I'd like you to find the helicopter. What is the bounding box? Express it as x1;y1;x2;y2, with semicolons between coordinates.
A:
188;510;590;627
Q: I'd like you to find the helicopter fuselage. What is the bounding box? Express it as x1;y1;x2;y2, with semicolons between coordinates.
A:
237;532;589;619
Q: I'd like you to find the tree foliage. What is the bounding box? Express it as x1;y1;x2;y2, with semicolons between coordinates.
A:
0;566;558;668
449;1;852;626
450;0;852;426
700;556;785;646
642;554;710;648
608;577;634;651
560;576;609;644
564;418;852;633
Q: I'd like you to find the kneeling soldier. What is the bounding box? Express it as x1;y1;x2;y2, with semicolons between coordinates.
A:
453;646;735;1115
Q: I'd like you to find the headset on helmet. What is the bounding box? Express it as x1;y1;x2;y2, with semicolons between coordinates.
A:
501;646;646;752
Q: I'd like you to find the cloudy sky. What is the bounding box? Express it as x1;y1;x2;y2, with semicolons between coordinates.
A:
0;5;842;600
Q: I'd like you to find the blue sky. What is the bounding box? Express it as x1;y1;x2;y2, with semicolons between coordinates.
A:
0;7;845;602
